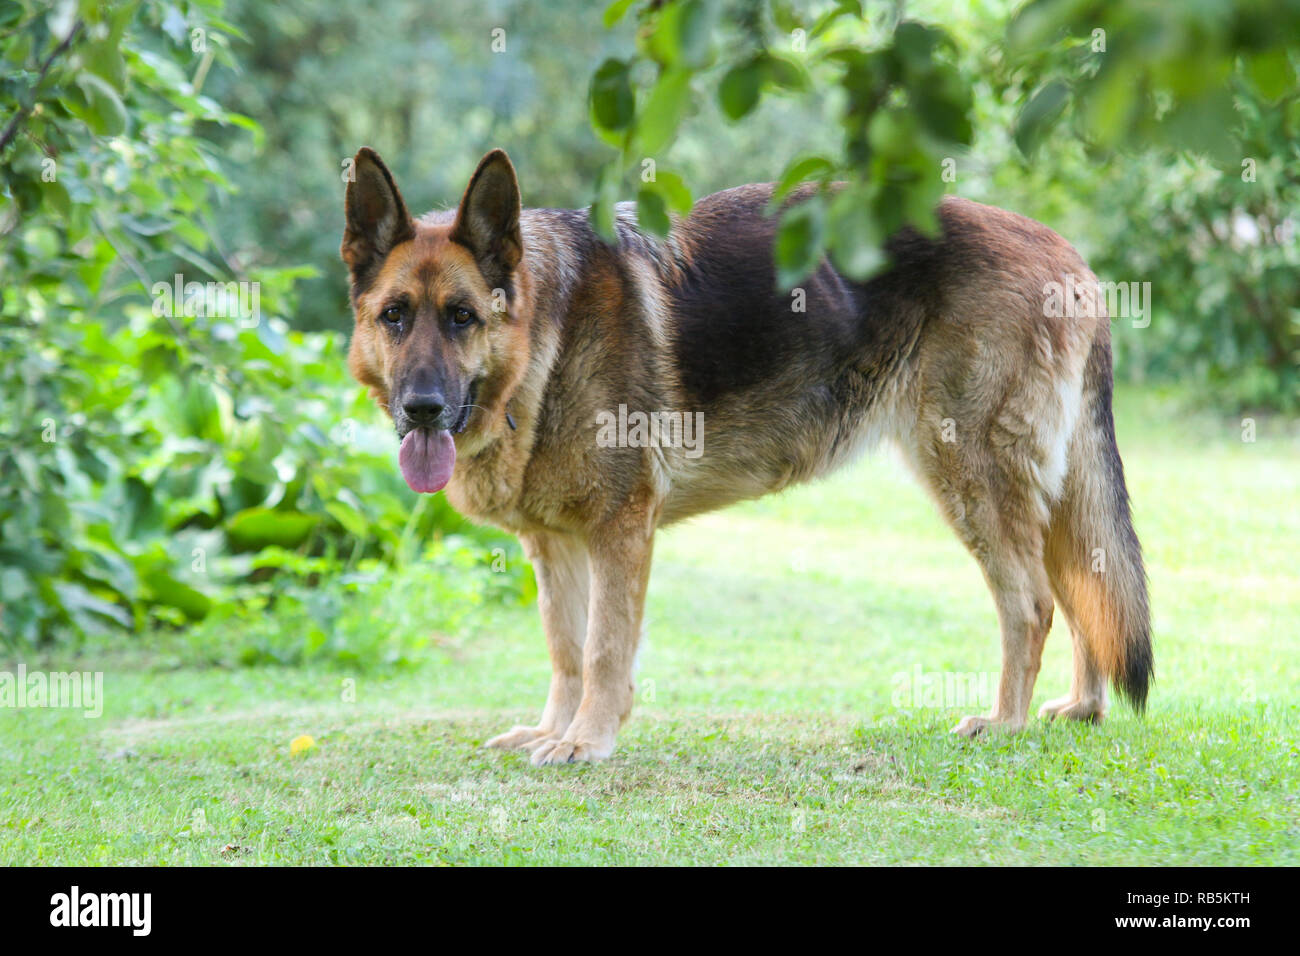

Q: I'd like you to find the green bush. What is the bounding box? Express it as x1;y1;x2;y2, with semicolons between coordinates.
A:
0;292;530;649
0;0;529;651
176;534;535;669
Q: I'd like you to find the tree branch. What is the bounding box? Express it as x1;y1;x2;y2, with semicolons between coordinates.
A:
0;18;85;155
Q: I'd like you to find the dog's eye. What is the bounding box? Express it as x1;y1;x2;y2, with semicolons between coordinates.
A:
450;306;475;327
380;306;403;325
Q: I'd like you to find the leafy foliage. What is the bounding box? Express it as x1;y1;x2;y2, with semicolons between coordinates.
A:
197;0;644;332
0;0;526;651
995;0;1300;408
591;0;975;288
1005;0;1300;160
589;0;1298;406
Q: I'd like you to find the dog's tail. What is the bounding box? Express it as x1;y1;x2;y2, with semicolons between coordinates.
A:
1045;325;1153;710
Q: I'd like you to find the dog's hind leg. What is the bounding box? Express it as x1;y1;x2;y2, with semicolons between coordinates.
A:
955;539;1055;737
1036;576;1107;724
485;531;589;752
906;385;1058;737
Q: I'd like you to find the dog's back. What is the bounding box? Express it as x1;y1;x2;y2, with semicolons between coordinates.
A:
563;185;1153;726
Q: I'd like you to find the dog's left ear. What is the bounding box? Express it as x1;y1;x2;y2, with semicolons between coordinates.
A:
451;149;522;289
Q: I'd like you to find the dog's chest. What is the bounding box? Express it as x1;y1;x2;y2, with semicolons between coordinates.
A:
444;441;528;530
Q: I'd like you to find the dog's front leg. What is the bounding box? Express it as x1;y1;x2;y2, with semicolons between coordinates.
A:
531;504;655;766
485;531;589;752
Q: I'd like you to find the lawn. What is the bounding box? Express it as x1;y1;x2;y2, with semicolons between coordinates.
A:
2;387;1297;865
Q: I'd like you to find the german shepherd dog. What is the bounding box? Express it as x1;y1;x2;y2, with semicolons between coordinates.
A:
341;147;1152;765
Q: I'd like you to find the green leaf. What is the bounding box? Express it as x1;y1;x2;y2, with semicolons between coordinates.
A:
633;68;692;155
659;0;714;70
159;376;231;443
718;57;764;121
670;0;712;70
636;187;671;237
872;179;939;239
770;0;801;35
1156;88;1240;164
1005;2;1064;56
226;508;319;550
1080;61;1137;148
589;163;621;242
82;40;128;93
911;62;973;145
590;196;617;242
64;73;127;136
774;155;835;201
1015;79;1070;157
590;58;635;132
810;1;859;40
826;187;885;280
761;52;811;93
775;196;826;290
53;581;133;630
141;568;211;620
603;0;638;28
1246;50;1296;103
893;21;941;72
324;498;371;540
645;169;692;214
81;7;132;93
867;108;919;159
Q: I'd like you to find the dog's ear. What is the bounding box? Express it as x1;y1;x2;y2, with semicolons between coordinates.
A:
450;149;522;289
342;147;416;286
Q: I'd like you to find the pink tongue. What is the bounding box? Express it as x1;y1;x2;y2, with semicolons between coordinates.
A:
398;428;456;494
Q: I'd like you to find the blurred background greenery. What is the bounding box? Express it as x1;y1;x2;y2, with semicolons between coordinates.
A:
1;0;1296;655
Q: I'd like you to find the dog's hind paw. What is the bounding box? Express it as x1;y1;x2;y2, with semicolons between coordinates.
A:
1038;696;1105;724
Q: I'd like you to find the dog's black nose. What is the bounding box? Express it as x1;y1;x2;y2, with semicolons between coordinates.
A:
402;391;446;426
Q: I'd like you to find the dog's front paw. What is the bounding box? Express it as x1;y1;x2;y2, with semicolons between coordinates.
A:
529;733;616;766
484;725;559;751
528;739;611;766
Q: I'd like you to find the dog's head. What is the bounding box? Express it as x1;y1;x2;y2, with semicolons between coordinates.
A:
342;147;526;493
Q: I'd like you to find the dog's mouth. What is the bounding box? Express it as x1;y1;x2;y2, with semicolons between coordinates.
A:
397;379;479;495
452;378;479;435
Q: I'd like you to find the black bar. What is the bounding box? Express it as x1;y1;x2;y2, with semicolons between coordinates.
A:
1;866;1281;941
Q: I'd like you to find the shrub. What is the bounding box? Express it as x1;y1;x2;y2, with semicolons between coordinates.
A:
0;0;527;649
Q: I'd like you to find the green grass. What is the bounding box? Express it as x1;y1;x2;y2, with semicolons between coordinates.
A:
2;387;1297;865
